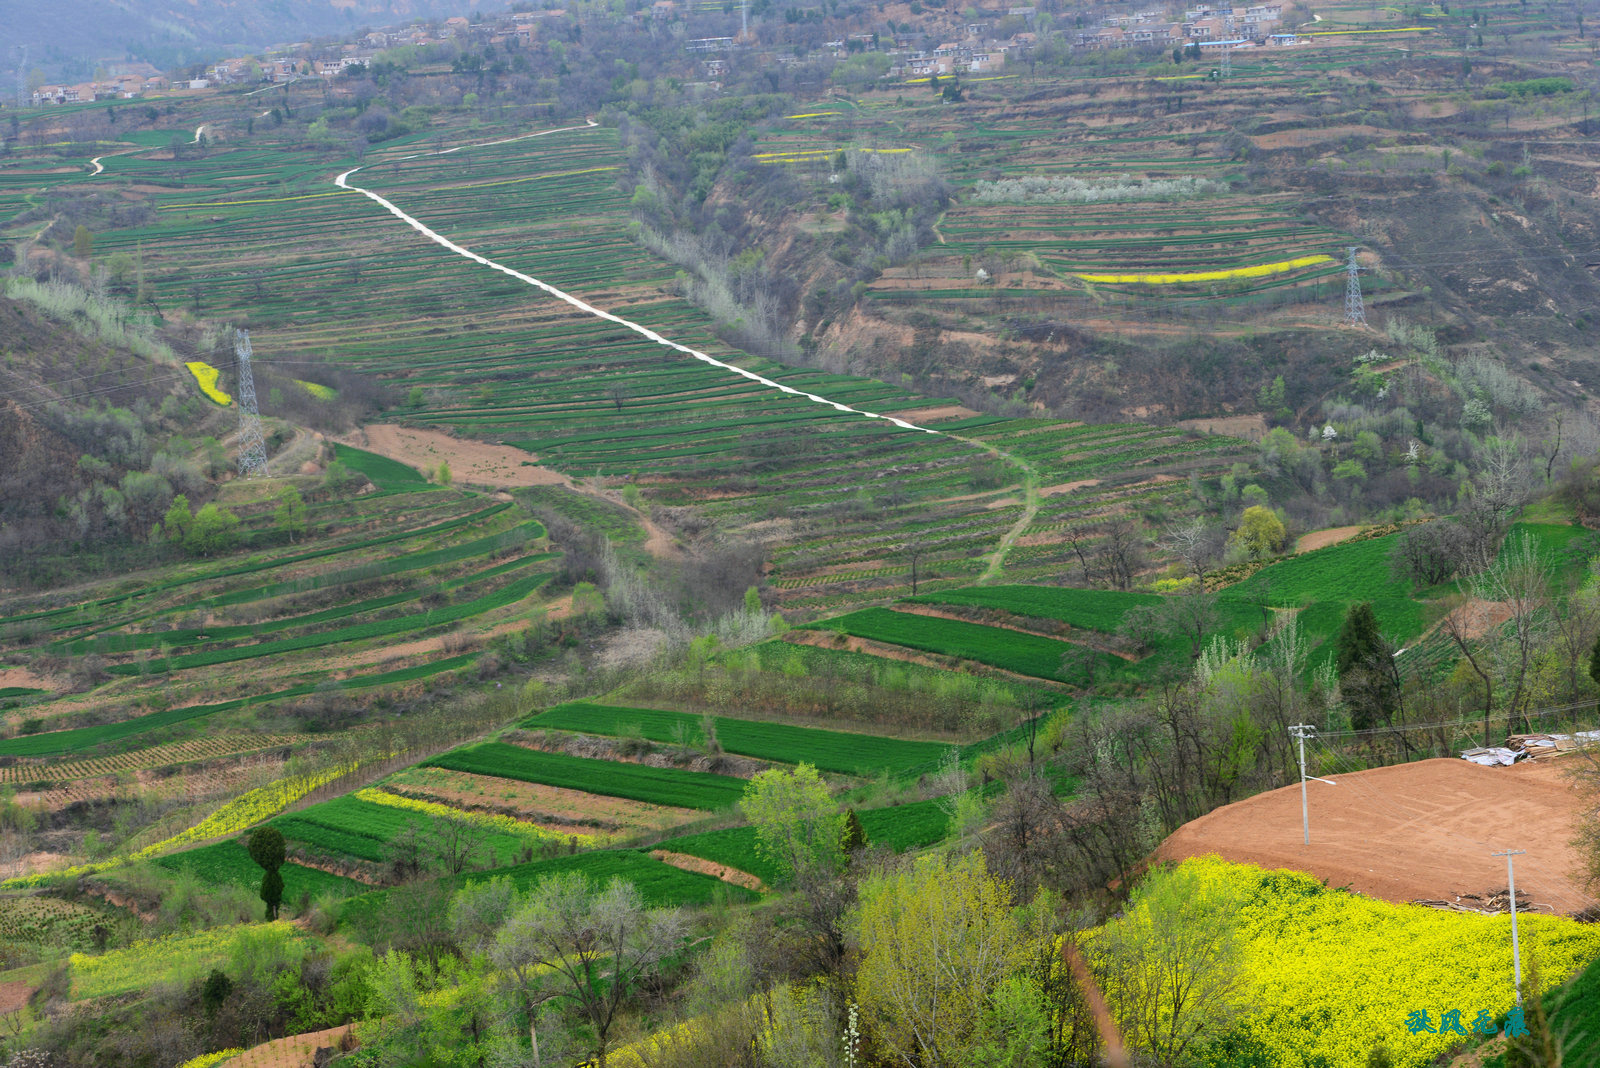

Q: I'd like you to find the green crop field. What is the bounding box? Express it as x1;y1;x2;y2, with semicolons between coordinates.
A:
810;607;1095;683
338;847;755;930
332;443;434;491
154;839;366;898
659;795;956;884
524;702;951;777
272;794;539;866
424;743;748;810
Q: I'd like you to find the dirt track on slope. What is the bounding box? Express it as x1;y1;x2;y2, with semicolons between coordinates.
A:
1157;757;1594;915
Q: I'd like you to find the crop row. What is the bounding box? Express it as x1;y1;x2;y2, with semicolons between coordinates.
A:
108;572;549;675
272;794;535;867
154;839;364;897
808;608;1088;683
525;702;951;778
336;847;756;929
0;653;479;760
424;743;747;811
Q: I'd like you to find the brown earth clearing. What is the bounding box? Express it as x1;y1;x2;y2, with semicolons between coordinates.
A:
343;425;570;488
383;766;701;835
226;1025;355;1068
1158;757;1594;915
650;850;764;891
0;667;53;692
1295;525;1365;553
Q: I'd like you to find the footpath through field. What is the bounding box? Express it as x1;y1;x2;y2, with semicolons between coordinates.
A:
334;124;938;435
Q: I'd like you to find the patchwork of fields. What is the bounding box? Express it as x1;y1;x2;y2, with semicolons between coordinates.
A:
0;447;556;783
6;112;1256;611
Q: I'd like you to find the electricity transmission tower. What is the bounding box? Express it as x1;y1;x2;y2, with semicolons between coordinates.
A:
15;46;27;109
234;329;269;477
1220;41;1231;78
1344;246;1366;326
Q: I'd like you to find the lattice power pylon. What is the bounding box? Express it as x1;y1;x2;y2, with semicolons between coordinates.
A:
1344;246;1366;326
234;329;269;477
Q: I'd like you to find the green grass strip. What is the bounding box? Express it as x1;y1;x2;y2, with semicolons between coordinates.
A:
424;743;746;811
524;702;951;777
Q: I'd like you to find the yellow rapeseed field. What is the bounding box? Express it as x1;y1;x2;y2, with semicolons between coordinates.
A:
133;763;355;860
71;922;301;999
354;787;595;846
174;1049;244;1068
1143;858;1600;1067
1074;254;1335;285
185;361;232;405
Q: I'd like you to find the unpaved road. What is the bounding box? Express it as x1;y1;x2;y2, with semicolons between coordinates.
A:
332;126;1035;576
1158;757;1594;915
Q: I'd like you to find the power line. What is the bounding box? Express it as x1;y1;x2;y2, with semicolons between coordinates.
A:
1307;699;1598;741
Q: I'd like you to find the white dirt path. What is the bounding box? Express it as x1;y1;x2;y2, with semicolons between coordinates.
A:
333;125;941;436
332;123;1048;575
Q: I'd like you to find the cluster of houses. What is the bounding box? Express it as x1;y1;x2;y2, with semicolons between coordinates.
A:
28;9;578;105
888;31;1019;77
23;0;1306;110
29;65;165;106
1071;3;1291;51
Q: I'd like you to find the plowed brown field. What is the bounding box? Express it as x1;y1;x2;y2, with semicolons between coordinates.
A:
1158;757;1595;915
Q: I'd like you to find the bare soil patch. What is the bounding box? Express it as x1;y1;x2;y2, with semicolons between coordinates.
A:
386;766;701;834
1250;123;1389;150
1295;525;1365;553
344;425;570;488
1179;413;1267;440
227;1025;355;1068
1157;758;1592;915
0;668;53;692
0;982;31;1014
885;404;982;423
651;850;764;891
1436;599;1514;642
1040;479;1102;498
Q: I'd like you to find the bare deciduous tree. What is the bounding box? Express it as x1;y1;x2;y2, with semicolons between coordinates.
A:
494;873;685;1068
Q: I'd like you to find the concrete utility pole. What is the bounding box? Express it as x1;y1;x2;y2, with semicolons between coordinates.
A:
1345;246;1366;326
234;329;269;478
1289;724;1337;845
1493;849;1527;1004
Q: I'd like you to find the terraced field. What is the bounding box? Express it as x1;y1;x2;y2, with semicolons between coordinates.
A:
525;701;952;777
14;110;1252;609
0;452;557;782
423;742;749;811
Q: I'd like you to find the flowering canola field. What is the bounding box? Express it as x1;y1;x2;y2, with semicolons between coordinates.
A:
353;787;594;846
185;360;232;405
1171;858;1600;1067
1074;254;1336;285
